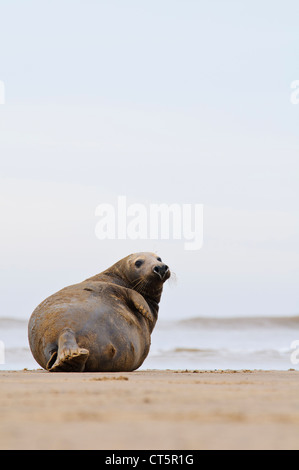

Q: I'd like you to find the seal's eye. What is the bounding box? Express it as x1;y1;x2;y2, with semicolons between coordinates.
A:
157;257;162;262
135;260;143;268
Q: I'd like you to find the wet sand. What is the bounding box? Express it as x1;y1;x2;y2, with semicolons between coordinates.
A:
0;369;299;450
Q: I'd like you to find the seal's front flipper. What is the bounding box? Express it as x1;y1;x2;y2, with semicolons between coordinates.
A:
126;289;155;331
47;328;89;372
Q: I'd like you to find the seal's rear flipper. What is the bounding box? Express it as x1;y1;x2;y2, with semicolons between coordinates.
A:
47;328;89;372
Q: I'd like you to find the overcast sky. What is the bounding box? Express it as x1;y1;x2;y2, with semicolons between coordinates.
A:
0;0;298;320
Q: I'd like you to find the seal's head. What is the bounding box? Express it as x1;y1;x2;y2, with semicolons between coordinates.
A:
107;252;170;299
128;251;170;284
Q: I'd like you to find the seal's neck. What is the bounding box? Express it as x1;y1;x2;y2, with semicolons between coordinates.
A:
144;295;159;322
138;285;163;327
86;265;164;330
86;269;128;288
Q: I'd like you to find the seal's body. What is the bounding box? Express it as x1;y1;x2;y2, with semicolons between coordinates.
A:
28;253;170;372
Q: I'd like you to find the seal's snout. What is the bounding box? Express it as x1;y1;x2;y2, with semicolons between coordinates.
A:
153;264;169;280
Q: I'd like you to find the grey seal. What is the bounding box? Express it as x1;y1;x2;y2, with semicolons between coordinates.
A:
28;252;170;372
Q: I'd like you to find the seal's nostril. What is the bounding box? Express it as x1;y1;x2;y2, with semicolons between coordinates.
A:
154;265;169;279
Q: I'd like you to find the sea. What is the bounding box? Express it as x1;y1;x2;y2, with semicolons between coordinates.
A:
0;315;299;371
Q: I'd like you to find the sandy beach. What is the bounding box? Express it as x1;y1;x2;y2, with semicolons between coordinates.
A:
0;369;298;450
